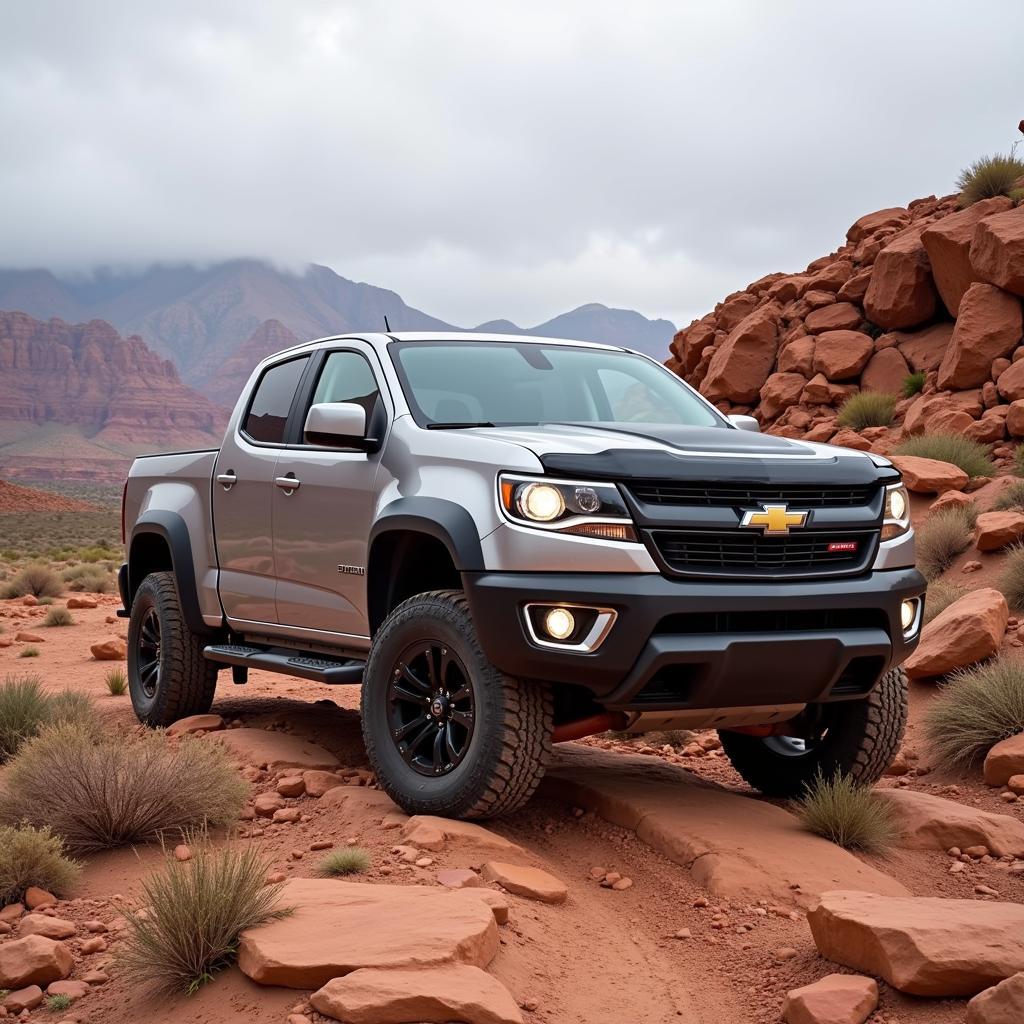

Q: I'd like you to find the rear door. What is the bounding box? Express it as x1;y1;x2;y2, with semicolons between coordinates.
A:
212;354;310;624
271;343;389;638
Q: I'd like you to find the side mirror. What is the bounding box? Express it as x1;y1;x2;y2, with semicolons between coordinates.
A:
728;414;760;433
303;402;378;451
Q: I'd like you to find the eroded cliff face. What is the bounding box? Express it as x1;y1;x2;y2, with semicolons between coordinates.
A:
668;195;1024;464
0;311;227;439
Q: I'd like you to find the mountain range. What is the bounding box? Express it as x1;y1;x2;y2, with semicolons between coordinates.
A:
0;261;676;401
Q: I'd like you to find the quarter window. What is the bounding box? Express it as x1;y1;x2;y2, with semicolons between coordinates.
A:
242;356;308;444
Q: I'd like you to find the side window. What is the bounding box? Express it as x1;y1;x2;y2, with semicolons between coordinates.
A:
242;356;308;443
309;351;381;425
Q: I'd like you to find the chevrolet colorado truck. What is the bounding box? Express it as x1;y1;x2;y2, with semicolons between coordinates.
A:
119;332;925;819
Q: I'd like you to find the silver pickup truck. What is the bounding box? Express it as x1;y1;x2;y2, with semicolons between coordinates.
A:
119;331;925;819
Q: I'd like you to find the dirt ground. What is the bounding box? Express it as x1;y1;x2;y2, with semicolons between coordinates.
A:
2;593;1015;1024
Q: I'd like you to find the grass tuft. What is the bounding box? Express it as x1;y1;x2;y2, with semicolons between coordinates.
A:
915;506;973;581
997;483;1024;515
42;607;74;627
105;667;128;696
120;838;289;995
18;646;40;658
0;724;247;853
836;392;897;430
923;580;968;624
1000;544;1024;610
317;846;371;876
0;564;63;599
894;432;996;480
0;824;80;905
957;153;1024;206
0;675;50;762
795;772;899;852
901;371;926;398
923;658;1024;769
61;564;115;593
45;994;74;1012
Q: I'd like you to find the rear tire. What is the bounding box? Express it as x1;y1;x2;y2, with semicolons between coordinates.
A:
717;666;908;798
127;571;218;727
362;590;553;819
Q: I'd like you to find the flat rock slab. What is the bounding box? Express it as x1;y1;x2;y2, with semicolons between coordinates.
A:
213;728;340;771
480;861;567;905
311;964;524;1024
880;789;1024;857
542;747;907;907
238;878;498;989
402;815;521;853
809;890;1024;996
783;973;878;1024
320;786;401;820
17;914;76;940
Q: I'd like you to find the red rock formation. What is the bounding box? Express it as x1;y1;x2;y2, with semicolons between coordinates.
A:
203;319;301;410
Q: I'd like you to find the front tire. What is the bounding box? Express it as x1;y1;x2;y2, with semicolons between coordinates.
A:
718;666;908;798
127;571;218;726
362;590;553;819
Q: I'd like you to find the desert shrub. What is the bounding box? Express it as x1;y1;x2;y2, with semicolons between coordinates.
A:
957;153;1024;206
120;839;288;994
1000;544;1024;610
795;772;899;852
836;392;897;430
0;677;95;761
47;690;95;730
901;371;926;398
42;607;73;627
62;565;114;594
18;647;39;658
37;597;54;606
994;481;1024;513
45;994;73;1012
924;658;1024;769
0;824;80;906
1013;446;1024;478
105;668;128;696
915;506;973;581
893;432;996;479
317;847;371;877
923;580;968;624
1;564;62;599
0;724;247;853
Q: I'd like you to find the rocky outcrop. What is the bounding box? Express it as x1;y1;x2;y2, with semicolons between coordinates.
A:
202;319;300;409
808;890;1024;996
211;728;340;771
903;588;1008;679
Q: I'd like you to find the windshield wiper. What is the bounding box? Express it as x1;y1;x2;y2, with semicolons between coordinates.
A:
425;421;497;430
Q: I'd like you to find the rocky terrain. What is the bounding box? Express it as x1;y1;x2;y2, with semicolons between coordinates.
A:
0;312;227;484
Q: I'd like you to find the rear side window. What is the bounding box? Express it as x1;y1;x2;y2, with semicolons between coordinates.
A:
242;356;308;443
310;351;381;423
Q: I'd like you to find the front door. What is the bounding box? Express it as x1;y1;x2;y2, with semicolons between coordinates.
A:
272;345;388;638
212;354;310;624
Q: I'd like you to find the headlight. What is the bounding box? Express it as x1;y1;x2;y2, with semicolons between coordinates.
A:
499;474;639;542
882;483;911;541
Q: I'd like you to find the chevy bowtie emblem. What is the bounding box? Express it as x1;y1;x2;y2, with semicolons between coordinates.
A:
740;503;809;535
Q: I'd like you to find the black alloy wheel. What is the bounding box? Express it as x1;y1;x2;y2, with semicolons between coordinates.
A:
387;640;475;776
136;606;162;698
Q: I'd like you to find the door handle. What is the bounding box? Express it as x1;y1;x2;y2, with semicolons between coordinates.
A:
216;471;237;490
274;475;301;492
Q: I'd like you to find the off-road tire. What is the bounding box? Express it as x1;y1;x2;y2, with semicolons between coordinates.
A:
717;666;908;798
362;589;553;819
127;571;218;727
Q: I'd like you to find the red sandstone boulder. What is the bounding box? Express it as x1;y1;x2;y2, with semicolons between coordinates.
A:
65;596;97;609
984;734;1024;787
894;322;955;373
975;510;1024;552
717;292;759;330
812;331;874;381
904;588;1008;679
701;305;780;404
808;890;1024;996
310;965;524;1024
759;372;807;419
967;972;1024;1024
860;348;910;394
937;283;1024;389
847;208;909;243
837;267;874;304
480;862;567;904
806;260;855;293
805;303;863;334
997;357;1024;402
889;455;968;493
90;638;126;661
782;974;878;1024
1007;400;1024;437
864;227;938;329
778;336;816;376
674;321;716;376
0;935;73;990
922;197;1015;314
971;207;1024;297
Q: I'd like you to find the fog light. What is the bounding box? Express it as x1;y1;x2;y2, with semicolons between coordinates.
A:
901;599;918;633
543;607;576;641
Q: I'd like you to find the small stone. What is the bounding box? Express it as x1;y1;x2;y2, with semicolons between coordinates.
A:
965;845;990;859
173;844;192;862
81;969;110;985
976;884;1001;897
277;776;306;798
611;877;634;891
273;807;302;824
775;947;798;961
23;887;56;911
3;985;44;1013
83;920;107;933
265;871;287;885
414;857;434;868
436;869;483;889
673;928;692;939
80;936;107;954
589;866;607;880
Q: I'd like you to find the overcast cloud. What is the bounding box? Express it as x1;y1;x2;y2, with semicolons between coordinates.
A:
1;1;1022;328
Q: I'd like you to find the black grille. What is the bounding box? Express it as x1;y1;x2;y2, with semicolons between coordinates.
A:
628;481;878;508
650;529;875;577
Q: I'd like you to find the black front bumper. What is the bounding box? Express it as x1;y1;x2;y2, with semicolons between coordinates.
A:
463;568;925;712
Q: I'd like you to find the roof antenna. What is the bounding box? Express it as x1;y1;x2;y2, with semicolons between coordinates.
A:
384;315;392;333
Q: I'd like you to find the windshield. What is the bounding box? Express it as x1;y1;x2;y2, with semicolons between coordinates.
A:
389;341;725;429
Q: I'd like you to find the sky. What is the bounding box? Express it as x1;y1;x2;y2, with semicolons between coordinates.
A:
2;1;1023;329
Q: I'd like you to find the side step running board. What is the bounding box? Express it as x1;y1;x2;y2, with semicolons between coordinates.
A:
203;643;365;685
